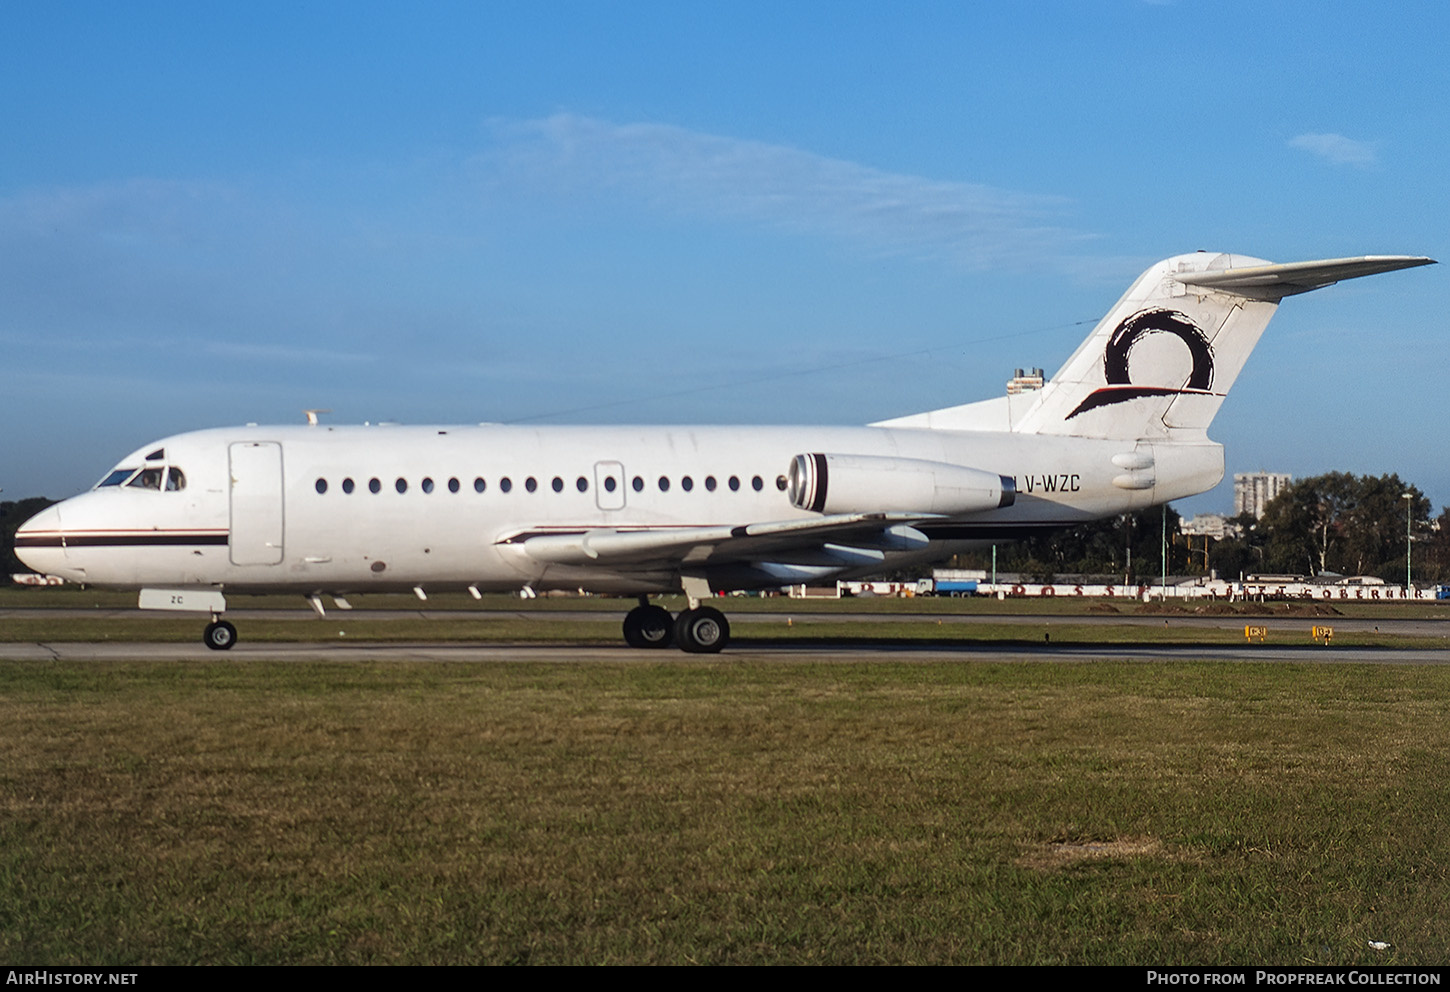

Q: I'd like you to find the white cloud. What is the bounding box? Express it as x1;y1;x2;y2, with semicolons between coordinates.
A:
482;114;1085;269
1288;132;1378;168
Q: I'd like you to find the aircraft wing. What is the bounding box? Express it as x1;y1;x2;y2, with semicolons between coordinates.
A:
499;512;944;571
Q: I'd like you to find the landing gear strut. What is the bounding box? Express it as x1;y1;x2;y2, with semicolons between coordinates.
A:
622;599;730;653
203;618;238;651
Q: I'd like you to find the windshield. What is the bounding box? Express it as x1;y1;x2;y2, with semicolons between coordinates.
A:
95;465;186;491
97;468;139;488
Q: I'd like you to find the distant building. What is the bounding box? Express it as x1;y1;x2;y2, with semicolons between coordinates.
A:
1180;513;1239;540
1006;368;1044;394
1234;471;1292;519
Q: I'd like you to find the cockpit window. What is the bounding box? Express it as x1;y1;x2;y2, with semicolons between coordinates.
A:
98;468;139;488
165;468;186;491
127;468;165;490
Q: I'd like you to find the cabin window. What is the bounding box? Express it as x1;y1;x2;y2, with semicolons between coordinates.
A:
605;477;617;493
752;475;763;492
474;477;486;493
658;476;670;492
422;477;434;494
681;476;694;492
728;476;740;492
315;478;328;494
576;476;588;493
552;476;564;493
632;476;644;492
369;478;382;494
343;478;355;494
525;477;537;493
395;478;408;494
776;475;788;491
500;477;512;493
705;476;717;492
449;478;460;493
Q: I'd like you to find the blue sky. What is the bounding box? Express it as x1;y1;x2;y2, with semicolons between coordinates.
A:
3;1;1445;517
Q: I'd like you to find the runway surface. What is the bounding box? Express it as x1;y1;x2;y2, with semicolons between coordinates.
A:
5;605;1449;636
6;639;1450;665
4;605;1448;664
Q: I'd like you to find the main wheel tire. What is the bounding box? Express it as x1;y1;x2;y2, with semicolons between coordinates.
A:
203;620;238;651
623;605;674;648
674;606;729;654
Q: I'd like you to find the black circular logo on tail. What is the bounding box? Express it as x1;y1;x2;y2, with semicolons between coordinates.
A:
1066;308;1216;420
1104;308;1214;389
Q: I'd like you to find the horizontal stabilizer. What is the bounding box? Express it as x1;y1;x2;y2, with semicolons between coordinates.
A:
1174;255;1435;300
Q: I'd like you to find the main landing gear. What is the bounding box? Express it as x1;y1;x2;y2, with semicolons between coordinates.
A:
623;598;730;653
203;618;238;651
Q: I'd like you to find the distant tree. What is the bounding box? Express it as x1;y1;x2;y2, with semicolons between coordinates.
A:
1416;506;1450;584
1257;473;1430;579
1206;513;1265;581
1;498;57;582
976;504;1182;581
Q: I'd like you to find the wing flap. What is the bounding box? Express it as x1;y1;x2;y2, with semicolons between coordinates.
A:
504;513;940;567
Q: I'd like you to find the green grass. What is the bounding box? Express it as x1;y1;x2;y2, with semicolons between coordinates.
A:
2;659;1449;964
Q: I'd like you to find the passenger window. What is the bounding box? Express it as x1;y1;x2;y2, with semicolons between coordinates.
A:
605;477;617;493
632;476;644;492
705;476;716;492
474;477;486;493
752;476;763;492
315;478;327;494
681;476;693;492
658;476;670;492
369;478;381;494
728;476;740;492
422;477;434;494
449;478;460;493
525;477;538;493
343;478;355;494
500;477;512;493
776;475;788;491
395;478;408;494
552;477;563;493
576;476;588;493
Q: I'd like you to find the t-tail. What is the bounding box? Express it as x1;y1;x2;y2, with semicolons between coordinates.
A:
1015;252;1435;440
878;252;1434;440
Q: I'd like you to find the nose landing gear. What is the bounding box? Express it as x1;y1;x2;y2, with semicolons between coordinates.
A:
203;618;237;651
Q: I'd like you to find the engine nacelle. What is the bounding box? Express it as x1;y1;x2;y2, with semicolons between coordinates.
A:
787;453;1016;516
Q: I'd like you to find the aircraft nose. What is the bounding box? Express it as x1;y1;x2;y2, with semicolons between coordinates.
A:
13;503;70;578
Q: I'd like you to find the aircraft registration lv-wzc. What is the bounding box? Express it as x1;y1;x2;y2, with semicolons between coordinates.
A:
15;252;1435;652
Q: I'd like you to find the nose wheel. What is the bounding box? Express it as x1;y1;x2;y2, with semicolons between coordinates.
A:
203;619;238;651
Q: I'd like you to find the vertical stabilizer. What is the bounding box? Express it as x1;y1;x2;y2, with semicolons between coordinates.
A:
1012;252;1434;440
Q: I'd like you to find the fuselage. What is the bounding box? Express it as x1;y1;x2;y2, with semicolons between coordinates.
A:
15;422;1222;596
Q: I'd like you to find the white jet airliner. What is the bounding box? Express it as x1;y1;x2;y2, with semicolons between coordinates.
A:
15;251;1434;652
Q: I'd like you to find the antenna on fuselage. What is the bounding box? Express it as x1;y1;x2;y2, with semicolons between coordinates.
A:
304;409;332;426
